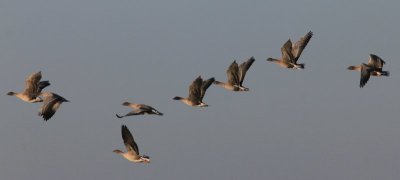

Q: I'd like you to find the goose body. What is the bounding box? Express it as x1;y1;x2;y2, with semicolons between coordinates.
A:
267;31;313;69
214;57;255;91
173;76;215;107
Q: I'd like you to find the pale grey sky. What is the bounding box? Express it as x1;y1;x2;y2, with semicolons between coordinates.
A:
1;0;399;180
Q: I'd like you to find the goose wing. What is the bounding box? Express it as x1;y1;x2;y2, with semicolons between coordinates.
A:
226;61;240;86
138;104;152;111
137;104;156;114
140;104;163;115
200;77;215;100
23;71;42;98
360;64;372;88
122;125;139;155
238;57;255;86
188;76;202;102
281;39;295;63
38;81;50;93
292;31;313;62
38;92;67;121
134;104;162;115
367;54;385;69
39;93;59;121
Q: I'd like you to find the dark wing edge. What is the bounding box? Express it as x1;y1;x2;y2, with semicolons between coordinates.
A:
200;77;215;100
368;54;385;69
360;64;372;88
38;81;50;93
122;125;139;155
239;57;255;85
292;31;313;62
38;96;59;121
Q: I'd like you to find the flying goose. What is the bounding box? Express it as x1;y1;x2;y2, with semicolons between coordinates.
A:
214;57;255;91
348;54;389;88
38;92;68;121
267;31;313;69
113;125;150;163
173;76;215;107
116;102;163;118
7;71;50;103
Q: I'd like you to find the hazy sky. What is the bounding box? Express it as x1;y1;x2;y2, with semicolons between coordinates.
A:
1;0;399;179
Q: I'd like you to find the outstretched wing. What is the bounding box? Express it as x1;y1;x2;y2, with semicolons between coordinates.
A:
226;61;239;86
188;76;202;102
360;64;372;88
122;125;139;155
135;104;163;115
281;39;294;63
239;57;255;86
367;54;385;69
38;92;67;121
39;94;58;121
38;81;50;93
23;71;42;98
292;31;313;62
200;77;215;100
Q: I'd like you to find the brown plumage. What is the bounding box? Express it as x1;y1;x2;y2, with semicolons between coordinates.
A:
7;71;50;103
214;57;255;91
38;92;68;121
267;31;313;69
116;102;163;118
113;125;150;163
347;54;389;88
173;76;215;107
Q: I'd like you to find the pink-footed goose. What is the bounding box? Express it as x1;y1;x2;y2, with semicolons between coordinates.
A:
348;54;389;88
267;31;313;69
173;76;215;107
7;71;50;103
113;125;150;163
214;57;255;91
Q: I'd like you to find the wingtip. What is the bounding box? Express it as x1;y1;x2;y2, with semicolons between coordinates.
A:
359;82;366;88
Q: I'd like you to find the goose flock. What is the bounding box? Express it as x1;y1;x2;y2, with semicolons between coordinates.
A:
6;30;391;163
7;71;68;121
